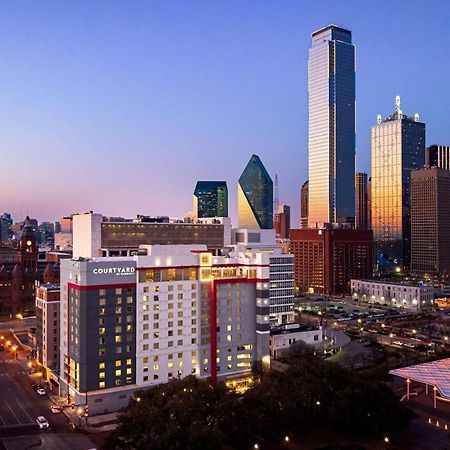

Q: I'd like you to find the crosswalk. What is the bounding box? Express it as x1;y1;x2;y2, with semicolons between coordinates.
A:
0;399;36;427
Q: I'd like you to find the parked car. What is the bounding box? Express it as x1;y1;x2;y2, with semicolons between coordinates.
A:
51;405;61;414
36;388;46;396
36;416;49;429
393;341;404;346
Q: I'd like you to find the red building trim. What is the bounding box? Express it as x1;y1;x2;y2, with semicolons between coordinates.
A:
67;282;136;291
136;263;269;271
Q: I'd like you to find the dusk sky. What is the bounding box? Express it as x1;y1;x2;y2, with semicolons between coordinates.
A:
1;1;449;225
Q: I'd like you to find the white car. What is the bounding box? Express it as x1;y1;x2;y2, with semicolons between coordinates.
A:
51;405;61;414
393;340;404;346
36;388;46;396
36;416;49;429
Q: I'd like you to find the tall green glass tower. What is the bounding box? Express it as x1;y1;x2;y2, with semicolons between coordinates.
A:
238;155;273;229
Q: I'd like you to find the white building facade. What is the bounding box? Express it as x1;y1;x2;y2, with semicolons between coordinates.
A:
350;279;434;310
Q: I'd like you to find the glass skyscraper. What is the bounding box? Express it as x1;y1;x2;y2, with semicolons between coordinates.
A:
193;181;228;219
371;97;425;268
238;154;273;229
308;25;355;226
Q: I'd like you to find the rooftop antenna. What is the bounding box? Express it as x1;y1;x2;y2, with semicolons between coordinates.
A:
377;114;382;124
395;95;402;117
274;173;279;214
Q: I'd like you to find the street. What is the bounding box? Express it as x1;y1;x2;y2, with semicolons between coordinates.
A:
0;330;98;450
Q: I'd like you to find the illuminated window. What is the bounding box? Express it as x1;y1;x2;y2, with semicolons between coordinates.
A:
115;369;121;376
99;328;106;335
126;358;132;365
99;362;105;369
115;326;121;333
115;360;122;367
99;382;105;389
99;298;106;306
168;362;173;369
126;368;132;375
99;372;105;379
115;335;122;343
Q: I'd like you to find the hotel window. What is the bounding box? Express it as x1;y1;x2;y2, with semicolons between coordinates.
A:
177;312;183;318
127;315;133;323
178;284;183;290
154;295;159;302
99;372;105;379
168;330;173;337
154;304;160;311
116;316;122;324
115;326;121;333
143;314;148;321
153;355;159;362
100;289;106;296
99;348;106;356
143;287;149;293
115;379;122;386
99;362;105;369
178;294;183;300
177;302;183;308
99;382;105;389
99;338;106;345
115;307;122;314
116;347;122;354
177;320;183;326
168;354;173;360
115;336;122;343
153;314;159;320
153;343;159;350
168;362;173;369
177;340;183;346
177;329;183;336
154;323;159;329
168;285;173;291
126;377;132;384
168;341;173;347
192;359;197;364
115;360;122;367
168;372;173;378
168;303;173;309
99;328;106;335
115;369;121;376
143;333;149;339
153;332;159;339
99;308;106;316
126;358;132;365
126;345;133;352
99;298;106;306
153;286;159;292
191;328;196;334
168;321;173;328
99;318;106;325
168;294;173;301
115;288;122;295
127;296;133;304
127;325;133;332
153;374;158;380
116;298;122;305
143;357;149;363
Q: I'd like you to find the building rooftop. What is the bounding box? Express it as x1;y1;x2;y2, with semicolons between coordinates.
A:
352;279;433;288
270;323;320;336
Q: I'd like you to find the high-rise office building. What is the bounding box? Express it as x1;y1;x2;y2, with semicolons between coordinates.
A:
355;173;369;229
289;227;373;295
411;167;450;276
274;204;291;240
425;145;450;170
238;155;273;229
193;181;228;220
367;177;372;230
300;180;309;228
371;96;425;268
308;25;355;227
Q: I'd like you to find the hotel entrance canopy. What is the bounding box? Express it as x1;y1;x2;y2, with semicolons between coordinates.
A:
389;358;450;399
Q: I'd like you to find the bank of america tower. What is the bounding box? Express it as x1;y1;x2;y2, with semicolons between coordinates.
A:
308;25;355;227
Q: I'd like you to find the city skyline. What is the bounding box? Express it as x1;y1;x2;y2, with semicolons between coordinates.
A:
1;1;449;225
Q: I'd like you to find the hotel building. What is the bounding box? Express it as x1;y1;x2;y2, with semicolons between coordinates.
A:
59;245;271;414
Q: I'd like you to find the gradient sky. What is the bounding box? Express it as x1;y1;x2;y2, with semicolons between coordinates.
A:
1;1;449;225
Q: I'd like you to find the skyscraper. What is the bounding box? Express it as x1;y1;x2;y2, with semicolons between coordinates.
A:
411;167;450;276
238;155;273;229
371;96;425;268
193;181;228;220
300;180;309;228
355;173;369;229
425;145;450;170
308;25;355;227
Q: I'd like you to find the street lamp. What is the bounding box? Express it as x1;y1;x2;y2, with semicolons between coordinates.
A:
284;436;290;443
77;407;83;427
384;436;389;449
253;444;259;450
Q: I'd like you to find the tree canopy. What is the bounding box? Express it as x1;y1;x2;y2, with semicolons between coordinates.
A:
106;355;411;450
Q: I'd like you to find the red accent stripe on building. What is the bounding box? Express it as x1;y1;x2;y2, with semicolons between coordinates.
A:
67;282;136;291
136;263;269;271
209;280;217;384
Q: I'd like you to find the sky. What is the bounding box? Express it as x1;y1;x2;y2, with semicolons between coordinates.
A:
1;0;449;225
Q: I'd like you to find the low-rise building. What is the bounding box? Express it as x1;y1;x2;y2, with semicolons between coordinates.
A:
270;323;322;359
350;279;434;309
